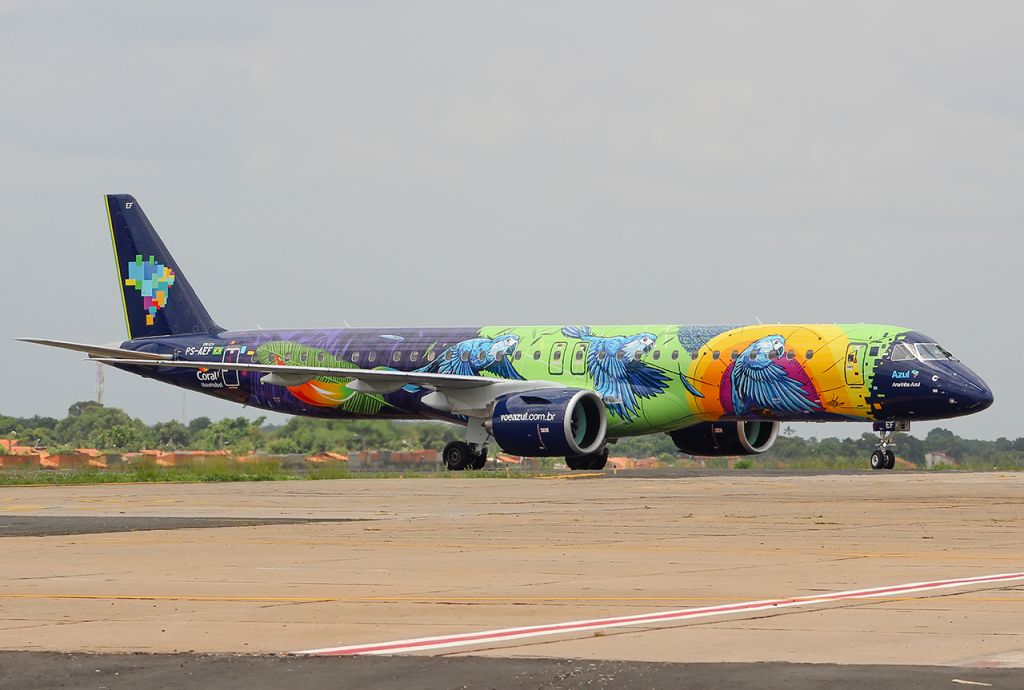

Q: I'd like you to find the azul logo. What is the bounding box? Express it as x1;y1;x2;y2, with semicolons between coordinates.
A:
891;369;920;380
125;255;175;326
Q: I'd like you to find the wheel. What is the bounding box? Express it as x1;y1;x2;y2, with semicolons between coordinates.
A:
884;449;896;470
470;448;487;470
870;450;886;470
586;449;609;470
566;449;608;471
565;456;588;470
443;441;471;471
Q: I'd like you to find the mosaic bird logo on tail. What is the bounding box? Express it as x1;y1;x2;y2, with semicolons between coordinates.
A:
724;335;820;416
561;326;701;421
125;255;175;326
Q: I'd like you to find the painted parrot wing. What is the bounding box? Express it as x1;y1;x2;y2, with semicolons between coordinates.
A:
485;356;526;381
434;352;478;377
623;360;672;399
732;362;819;415
590;354;640;420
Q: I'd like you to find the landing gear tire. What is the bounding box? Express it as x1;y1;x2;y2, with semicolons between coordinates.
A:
884;449;896;470
443;441;471;471
470;448;487;470
565;456;587;470
870;450;886;471
566;448;609;471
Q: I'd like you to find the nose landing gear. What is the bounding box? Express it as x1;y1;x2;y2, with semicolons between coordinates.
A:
871;421;907;470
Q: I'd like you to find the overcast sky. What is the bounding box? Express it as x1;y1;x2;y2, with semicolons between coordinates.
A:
1;1;1020;440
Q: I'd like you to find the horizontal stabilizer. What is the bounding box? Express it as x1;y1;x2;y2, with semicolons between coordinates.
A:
17;338;173;361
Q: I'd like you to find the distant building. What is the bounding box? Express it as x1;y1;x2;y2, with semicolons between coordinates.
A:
924;451;957;469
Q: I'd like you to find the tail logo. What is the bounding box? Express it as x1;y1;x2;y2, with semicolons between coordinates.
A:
125;255;175;326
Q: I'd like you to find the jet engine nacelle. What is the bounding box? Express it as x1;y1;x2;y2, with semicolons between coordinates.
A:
668;421;780;456
490;388;607;457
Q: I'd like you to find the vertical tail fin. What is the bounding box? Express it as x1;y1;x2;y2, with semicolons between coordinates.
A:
106;194;222;339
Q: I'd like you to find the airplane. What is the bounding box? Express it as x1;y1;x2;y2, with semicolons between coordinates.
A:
21;195;994;471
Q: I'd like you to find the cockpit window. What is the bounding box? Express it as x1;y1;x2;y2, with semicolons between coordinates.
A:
915;343;957;361
889;343;917;361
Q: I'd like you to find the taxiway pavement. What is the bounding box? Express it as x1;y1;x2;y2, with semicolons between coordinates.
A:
0;472;1022;683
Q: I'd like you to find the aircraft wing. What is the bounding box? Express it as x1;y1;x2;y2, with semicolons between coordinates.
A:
90;358;561;417
93;357;496;390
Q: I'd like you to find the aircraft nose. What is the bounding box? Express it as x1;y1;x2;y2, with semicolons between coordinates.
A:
959;370;994;412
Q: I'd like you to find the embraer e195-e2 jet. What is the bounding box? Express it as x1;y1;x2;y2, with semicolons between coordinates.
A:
22;195;994;471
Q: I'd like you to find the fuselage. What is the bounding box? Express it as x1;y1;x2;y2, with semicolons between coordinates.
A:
116;322;993;437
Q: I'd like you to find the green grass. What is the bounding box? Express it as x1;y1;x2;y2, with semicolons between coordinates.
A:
0;462;549;485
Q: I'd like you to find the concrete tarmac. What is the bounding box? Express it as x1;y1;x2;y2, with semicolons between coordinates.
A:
1;473;1022;684
2;653;1022;690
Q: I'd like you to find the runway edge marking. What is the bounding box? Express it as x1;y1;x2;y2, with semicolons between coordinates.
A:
294;571;1024;656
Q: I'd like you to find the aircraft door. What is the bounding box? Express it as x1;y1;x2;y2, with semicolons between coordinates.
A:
845;343;866;386
549;342;567;376
222;347;241;388
570;342;588;376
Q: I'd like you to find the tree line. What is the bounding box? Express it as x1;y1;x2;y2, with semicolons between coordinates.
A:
2;401;1021;468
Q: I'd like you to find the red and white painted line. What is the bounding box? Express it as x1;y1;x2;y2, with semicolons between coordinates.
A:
295;571;1024;656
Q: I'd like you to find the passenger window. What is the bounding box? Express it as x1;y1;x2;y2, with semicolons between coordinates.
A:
316;351;325;363
461;351;471;362
446;350;454;361
671;350;679;360
805;350;814;360
352;352;360;362
514;351;522;360
597;351;607;361
553;350;562;361
731;351;739;360
300;352;308;363
652;350;661;360
532;350;541;360
477;350;486;362
615;351;624;361
393;352;401;362
786;350;795;360
284;353;292;363
495;350;504;362
575;349;584;361
768;349;778;360
634;351;643;361
712;350;720;360
691;350;699;360
367;351;376;363
890;343;916;361
749;351;758;361
411;351;419;361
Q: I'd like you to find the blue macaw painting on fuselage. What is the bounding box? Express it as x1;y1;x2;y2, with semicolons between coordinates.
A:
20;194;994;471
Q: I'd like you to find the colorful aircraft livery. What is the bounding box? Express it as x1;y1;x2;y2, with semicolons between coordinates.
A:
20;195;994;471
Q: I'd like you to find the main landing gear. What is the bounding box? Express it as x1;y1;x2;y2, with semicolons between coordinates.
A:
566;447;609;471
870;421;908;471
442;417;490;471
442;440;487;471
